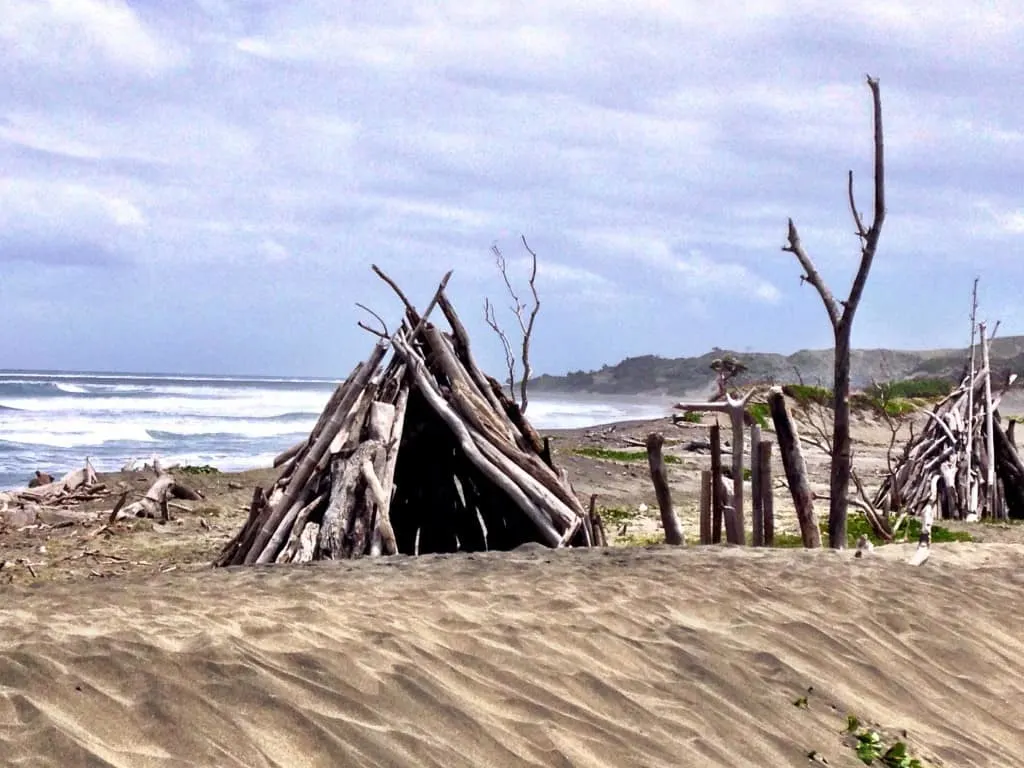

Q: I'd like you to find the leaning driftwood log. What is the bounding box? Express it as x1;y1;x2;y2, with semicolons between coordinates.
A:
216;268;591;567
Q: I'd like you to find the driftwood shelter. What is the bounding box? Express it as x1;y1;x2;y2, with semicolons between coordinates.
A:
216;268;598;567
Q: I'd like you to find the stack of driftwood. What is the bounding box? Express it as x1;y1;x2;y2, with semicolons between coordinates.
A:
216;269;596;567
0;460;105;526
874;371;1024;520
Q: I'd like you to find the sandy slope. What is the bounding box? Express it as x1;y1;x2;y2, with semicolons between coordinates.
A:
2;545;1023;767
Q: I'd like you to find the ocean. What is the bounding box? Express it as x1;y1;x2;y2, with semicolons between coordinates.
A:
0;371;672;490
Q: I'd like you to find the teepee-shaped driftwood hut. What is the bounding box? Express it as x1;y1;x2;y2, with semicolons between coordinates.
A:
216;269;597;567
873;369;1024;520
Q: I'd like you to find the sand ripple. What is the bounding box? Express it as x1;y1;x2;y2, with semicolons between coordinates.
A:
1;543;1023;766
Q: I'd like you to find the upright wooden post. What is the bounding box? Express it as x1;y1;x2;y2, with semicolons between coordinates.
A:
759;441;775;546
699;471;712;545
710;423;724;544
750;424;763;546
646;432;684;545
767;386;821;548
980;323;999;519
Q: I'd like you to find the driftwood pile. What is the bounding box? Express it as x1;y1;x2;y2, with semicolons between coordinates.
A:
874;371;1024;520
0;459;106;526
216;270;596;567
0;458;204;529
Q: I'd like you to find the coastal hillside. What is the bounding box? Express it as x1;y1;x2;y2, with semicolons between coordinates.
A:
531;335;1024;396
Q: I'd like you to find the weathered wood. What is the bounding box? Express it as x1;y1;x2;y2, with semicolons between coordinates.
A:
392;334;562;546
645;432;683;545
263;492;326;564
295;522;320;564
980;324;999;518
244;340;388;564
995;420;1024;518
588;494;607;547
710;423;724;544
699;470;712;545
675;390;753;543
318;441;381;559
768;387;821;548
750;425;763;547
371;384;409;556
759;441;775;546
118;473;198;520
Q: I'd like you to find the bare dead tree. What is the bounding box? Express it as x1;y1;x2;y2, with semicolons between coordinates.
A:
783;75;886;549
484;235;541;413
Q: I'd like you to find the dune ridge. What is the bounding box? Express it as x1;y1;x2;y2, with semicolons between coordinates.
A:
1;544;1023;767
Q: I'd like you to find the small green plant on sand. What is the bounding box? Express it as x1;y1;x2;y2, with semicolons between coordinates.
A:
680;410;703;424
177;464;220;475
572;447;680;464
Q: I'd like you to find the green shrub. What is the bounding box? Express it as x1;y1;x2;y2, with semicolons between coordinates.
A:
681;411;703;424
747;402;770;428
572;447;680;464
868;377;954;401
782;383;833;408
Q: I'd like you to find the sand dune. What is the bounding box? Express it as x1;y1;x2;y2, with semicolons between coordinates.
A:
1;544;1023;767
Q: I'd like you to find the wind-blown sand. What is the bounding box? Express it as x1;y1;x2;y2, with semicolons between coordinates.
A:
2;544;1023;767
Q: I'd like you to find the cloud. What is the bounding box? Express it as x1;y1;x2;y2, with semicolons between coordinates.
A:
0;1;1021;376
1;0;183;75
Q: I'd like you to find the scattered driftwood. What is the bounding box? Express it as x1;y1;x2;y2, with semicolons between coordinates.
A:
216;268;590;567
0;459;107;525
114;473;202;521
874;369;1023;520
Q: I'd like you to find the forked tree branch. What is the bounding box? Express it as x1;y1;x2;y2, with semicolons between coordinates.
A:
783;75;886;333
485;236;541;413
483;297;516;400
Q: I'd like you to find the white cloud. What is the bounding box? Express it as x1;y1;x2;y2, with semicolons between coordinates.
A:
1;0;183;75
0;179;146;232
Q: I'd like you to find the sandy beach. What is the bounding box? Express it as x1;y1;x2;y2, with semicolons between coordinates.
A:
2;544;1024;766
3;410;1024;766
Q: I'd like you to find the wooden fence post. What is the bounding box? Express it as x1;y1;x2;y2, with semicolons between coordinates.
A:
710;423;724;544
751;424;763;546
646;432;684;545
699;470;712;545
759;441;775;546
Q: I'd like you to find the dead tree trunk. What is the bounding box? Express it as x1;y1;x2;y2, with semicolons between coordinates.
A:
646;432;684;545
782;75;886;549
768;387;821;548
710;423;724;544
758;441;775;546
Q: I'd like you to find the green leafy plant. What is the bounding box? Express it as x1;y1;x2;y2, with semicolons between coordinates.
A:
681;410;703;424
747;402;770;428
572;447;680;464
177;464;220;475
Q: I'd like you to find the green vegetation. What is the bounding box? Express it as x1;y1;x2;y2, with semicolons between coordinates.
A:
572;447;680;464
847;721;923;767
782;383;833;408
747;401;770;428
867;377;953;401
598;506;639;526
680;410;703;424
176;464;221;475
771;514;972;549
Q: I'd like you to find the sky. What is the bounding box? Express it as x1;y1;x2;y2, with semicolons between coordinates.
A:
1;1;1022;379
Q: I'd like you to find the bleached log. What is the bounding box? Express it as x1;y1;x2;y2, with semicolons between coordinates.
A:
371;384;408;556
750;425;764;546
980;324;998;518
273;440;304;469
294;522;320;564
645;432;684;545
768;387;821;548
318;440;381;559
118;473;194;520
